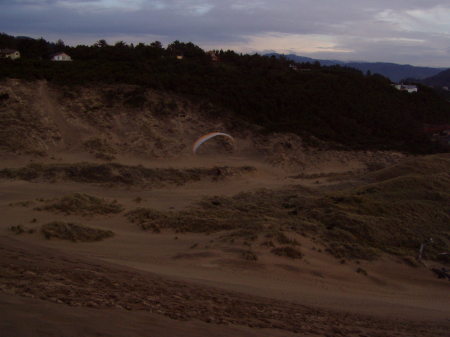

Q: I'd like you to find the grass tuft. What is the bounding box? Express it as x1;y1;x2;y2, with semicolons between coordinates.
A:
271;246;303;259
36;193;123;216
41;221;114;242
0;163;256;187
9;225;35;235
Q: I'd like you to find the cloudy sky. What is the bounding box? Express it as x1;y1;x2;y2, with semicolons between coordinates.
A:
1;0;450;66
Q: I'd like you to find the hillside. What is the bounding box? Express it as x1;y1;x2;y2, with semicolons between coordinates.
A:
0;79;448;262
0;79;404;167
417;69;450;101
422;68;450;88
345;62;446;83
0;77;449;337
1;44;450;154
268;53;446;82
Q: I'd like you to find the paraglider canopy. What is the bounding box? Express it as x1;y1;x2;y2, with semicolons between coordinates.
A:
192;132;234;154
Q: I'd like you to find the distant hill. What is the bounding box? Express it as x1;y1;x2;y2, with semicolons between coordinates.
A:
419;69;450;101
267;53;445;82
421;69;450;88
265;53;345;67
345;62;446;83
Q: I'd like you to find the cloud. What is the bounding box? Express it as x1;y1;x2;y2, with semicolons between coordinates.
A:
216;32;354;55
1;0;450;66
377;6;450;34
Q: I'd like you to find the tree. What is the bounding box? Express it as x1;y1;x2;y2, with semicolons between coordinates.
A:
150;41;162;49
95;39;108;48
166;40;205;58
56;39;65;47
114;41;127;48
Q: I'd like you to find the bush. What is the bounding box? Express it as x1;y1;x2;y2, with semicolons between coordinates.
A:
9;225;35;235
41;221;114;242
241;250;258;261
271;246;303;259
36;193;123;216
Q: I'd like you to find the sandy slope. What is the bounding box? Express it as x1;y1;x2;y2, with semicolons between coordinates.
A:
1;236;448;337
0;80;449;336
0;293;301;337
1;152;449;337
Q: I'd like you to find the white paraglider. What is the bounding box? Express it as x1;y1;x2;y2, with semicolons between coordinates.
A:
192;132;234;154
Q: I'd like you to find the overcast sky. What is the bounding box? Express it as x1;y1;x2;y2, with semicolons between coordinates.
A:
1;0;450;67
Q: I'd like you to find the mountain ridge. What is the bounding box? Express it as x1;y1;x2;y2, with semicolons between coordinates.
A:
267;53;447;82
421;68;450;88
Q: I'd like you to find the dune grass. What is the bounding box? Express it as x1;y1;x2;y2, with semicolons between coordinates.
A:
41;221;114;242
271;246;303;259
36;193;123;216
83;137;117;161
127;155;450;261
0;163;256;187
9;225;35;235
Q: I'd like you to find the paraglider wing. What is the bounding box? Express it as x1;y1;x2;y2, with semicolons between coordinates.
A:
192;132;234;154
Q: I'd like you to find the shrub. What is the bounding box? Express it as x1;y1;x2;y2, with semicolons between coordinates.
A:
241;250;258;261
41;222;114;242
271;246;303;259
9;225;35;235
36;193;123;216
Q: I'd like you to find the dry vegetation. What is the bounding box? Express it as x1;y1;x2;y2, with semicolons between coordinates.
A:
0;163;256;187
83;137;117;161
8;200;35;207
127;155;450;261
41;221;114;242
0;80;239;159
2;239;446;337
35;193;123;216
8;225;35;235
0;82;60;155
271;246;303;259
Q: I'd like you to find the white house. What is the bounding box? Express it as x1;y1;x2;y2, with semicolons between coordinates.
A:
0;49;20;60
393;84;418;93
51;52;72;61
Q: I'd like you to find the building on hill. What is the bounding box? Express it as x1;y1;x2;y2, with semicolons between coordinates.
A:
0;49;20;60
393;84;418;93
50;52;72;61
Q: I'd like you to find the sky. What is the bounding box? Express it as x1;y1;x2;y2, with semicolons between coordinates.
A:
1;0;450;67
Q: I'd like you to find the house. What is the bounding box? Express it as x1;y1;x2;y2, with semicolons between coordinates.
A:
288;64;312;72
402;85;418;93
51;52;72;61
0;49;20;60
393;84;418;93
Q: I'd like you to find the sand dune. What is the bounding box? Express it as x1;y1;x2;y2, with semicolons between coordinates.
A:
1;79;449;336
